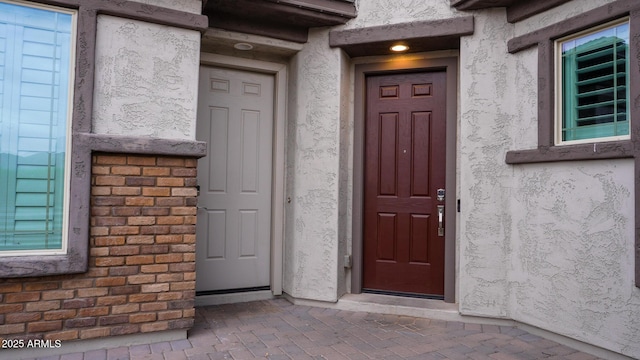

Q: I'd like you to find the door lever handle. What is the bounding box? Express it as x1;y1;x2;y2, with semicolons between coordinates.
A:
437;205;445;237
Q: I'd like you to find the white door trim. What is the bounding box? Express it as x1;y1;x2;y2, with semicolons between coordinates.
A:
199;53;286;296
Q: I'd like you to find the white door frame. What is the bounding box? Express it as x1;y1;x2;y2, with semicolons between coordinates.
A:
199;53;286;296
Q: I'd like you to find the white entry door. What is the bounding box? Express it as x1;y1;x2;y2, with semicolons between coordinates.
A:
196;66;274;292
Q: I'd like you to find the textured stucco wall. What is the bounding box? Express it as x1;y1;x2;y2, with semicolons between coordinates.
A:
283;0;640;356
284;28;346;302
458;8;515;319
513;0;616;37
506;0;640;357
93;15;200;140
345;0;463;27
509;160;638;356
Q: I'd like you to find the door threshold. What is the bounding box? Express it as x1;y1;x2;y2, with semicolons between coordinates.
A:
363;288;444;301
196;286;271;297
195;289;275;307
336;292;462;322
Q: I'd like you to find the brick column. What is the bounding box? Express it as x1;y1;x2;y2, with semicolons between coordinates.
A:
0;153;197;341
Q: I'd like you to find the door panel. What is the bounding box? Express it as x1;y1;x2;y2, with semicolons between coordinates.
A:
363;71;446;297
196;66;274;292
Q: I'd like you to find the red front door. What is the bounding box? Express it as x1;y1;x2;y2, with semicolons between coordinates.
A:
363;71;447;297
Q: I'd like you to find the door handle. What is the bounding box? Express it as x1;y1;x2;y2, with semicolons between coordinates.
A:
437;205;444;237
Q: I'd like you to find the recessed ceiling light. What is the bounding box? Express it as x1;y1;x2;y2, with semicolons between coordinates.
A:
234;42;253;51
390;44;409;52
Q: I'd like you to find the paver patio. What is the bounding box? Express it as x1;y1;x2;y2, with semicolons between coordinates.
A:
21;298;602;360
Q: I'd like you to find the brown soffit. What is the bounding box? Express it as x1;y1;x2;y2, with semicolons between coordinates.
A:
450;0;515;10
329;16;474;58
204;0;357;43
451;0;571;23
506;0;571;23
272;0;356;18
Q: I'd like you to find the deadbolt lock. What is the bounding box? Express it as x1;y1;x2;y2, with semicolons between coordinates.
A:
437;188;445;202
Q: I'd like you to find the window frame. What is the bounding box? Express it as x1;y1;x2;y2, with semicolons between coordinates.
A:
0;0;76;257
0;0;207;278
0;0;86;278
505;0;640;289
554;18;631;146
505;0;639;163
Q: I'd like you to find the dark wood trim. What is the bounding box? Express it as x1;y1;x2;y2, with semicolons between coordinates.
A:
450;0;511;10
75;7;97;134
208;15;308;44
451;0;570;23
506;142;634;164
506;0;571;23
538;40;553;148
204;0;355;43
266;0;356;18
329;16;474;57
31;0;79;7
78;134;207;158
352;56;458;303
94;0;208;32
0;253;87;278
630;9;640;288
0;1;91;278
330;16;474;47
636;162;640;287
508;0;639;54
25;0;208;32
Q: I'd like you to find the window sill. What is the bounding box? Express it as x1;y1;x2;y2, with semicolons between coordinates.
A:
0;252;87;278
505;140;634;164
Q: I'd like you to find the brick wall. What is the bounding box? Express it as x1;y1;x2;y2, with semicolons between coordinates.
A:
0;153;197;341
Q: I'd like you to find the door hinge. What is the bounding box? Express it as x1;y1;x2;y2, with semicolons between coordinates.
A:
457;199;460;212
344;255;352;269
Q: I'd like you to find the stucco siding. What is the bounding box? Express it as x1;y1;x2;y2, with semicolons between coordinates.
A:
281;0;639;356
514;0;620;36
284;28;344;302
504;0;640;356
345;0;461;27
92;15;200;140
510;160;638;356
308;0;640;357
457;8;515;318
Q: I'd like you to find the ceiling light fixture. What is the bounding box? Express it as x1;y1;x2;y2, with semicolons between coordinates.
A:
390;44;409;52
234;42;254;51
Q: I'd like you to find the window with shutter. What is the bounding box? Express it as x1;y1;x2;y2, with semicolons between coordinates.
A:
557;20;630;144
0;1;74;254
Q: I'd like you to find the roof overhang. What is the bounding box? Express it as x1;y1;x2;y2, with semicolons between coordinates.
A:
329;16;474;58
450;0;571;23
203;0;356;43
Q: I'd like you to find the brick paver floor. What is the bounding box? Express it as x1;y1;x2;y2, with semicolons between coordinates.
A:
24;298;601;360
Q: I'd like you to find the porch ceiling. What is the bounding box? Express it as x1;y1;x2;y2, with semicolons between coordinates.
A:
203;0;356;43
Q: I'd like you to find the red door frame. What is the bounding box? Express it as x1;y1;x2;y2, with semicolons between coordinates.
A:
351;57;458;303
